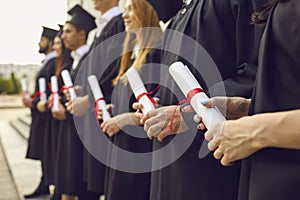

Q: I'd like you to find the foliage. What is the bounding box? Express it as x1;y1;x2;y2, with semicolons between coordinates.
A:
0;73;21;94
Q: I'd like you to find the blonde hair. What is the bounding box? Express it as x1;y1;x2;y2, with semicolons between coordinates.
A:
113;0;162;85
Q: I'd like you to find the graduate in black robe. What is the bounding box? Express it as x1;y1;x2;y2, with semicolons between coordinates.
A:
24;26;58;199
97;0;162;199
203;1;300;199
68;2;124;197
43;27;72;200
137;0;267;200
71;0;180;198
53;5;96;199
239;0;300;199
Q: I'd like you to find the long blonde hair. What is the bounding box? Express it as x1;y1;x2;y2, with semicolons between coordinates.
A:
113;0;162;85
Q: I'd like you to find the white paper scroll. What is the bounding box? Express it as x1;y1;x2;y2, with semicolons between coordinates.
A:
169;61;226;130
61;69;77;99
21;78;30;99
125;67;156;114
38;77;47;102
50;76;59;111
88;75;111;121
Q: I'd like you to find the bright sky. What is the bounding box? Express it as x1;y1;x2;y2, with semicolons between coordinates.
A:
0;0;67;65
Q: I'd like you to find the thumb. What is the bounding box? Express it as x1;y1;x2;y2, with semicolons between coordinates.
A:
200;99;212;108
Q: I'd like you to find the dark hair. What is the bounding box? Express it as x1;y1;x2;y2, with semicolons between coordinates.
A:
55;36;72;77
251;0;289;26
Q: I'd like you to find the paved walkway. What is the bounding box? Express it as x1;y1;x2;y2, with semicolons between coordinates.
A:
0;96;104;200
0;95;24;109
0;95;44;200
0;136;20;200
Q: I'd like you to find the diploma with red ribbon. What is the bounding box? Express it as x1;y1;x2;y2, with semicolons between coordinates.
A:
21;78;30;99
169;61;226;130
38;77;47;103
50;76;59;111
88;75;111;121
125;67;156;114
61;69;77;100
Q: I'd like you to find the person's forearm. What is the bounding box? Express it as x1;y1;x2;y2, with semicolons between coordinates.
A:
248;109;300;150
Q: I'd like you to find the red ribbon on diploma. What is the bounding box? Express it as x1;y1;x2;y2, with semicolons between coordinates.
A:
31;91;41;101
48;82;58;109
95;97;105;125
60;85;74;93
169;88;205;132
136;84;160;108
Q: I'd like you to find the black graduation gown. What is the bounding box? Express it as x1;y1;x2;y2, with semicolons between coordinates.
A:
55;56;88;196
43;63;72;186
238;1;300;199
26;57;56;161
74;14;125;194
105;49;161;200
150;0;266;200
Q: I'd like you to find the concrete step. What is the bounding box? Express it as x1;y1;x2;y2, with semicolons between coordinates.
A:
9;119;30;140
18;115;31;127
0;121;42;200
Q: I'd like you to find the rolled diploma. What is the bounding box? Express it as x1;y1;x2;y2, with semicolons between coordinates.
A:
61;69;77;99
125;67;155;114
51;76;59;111
169;61;226;130
21;78;30;99
38;77;47;102
88;75;111;121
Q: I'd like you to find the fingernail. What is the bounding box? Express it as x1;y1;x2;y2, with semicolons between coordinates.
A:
200;99;209;105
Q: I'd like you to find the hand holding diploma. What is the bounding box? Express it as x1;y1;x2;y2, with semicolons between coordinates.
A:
125;67;157;114
169;61;226;130
88;75;111;121
61;70;77;100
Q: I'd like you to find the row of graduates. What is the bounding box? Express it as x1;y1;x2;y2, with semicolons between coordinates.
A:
23;0;300;200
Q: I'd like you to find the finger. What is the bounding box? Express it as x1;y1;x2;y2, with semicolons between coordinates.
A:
141;111;151;124
100;122;105;129
65;101;71;107
200;99;211;108
182;105;194;113
220;155;232;166
193;114;201;123
66;104;72;112
97;114;103;120
197;123;206;130
153;97;159;103
102;125;107;133
147;123;164;138
213;148;223;160
144;114;162;133
132;102;143;110
156;127;171;142
207;139;218;151
107;104;114;110
135;111;143;120
204;129;214;141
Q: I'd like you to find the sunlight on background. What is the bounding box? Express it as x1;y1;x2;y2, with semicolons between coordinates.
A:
0;0;67;65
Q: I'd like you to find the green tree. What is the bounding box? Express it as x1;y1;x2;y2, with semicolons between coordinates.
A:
10;72;21;94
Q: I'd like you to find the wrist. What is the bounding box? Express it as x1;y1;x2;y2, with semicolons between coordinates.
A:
246;114;275;150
